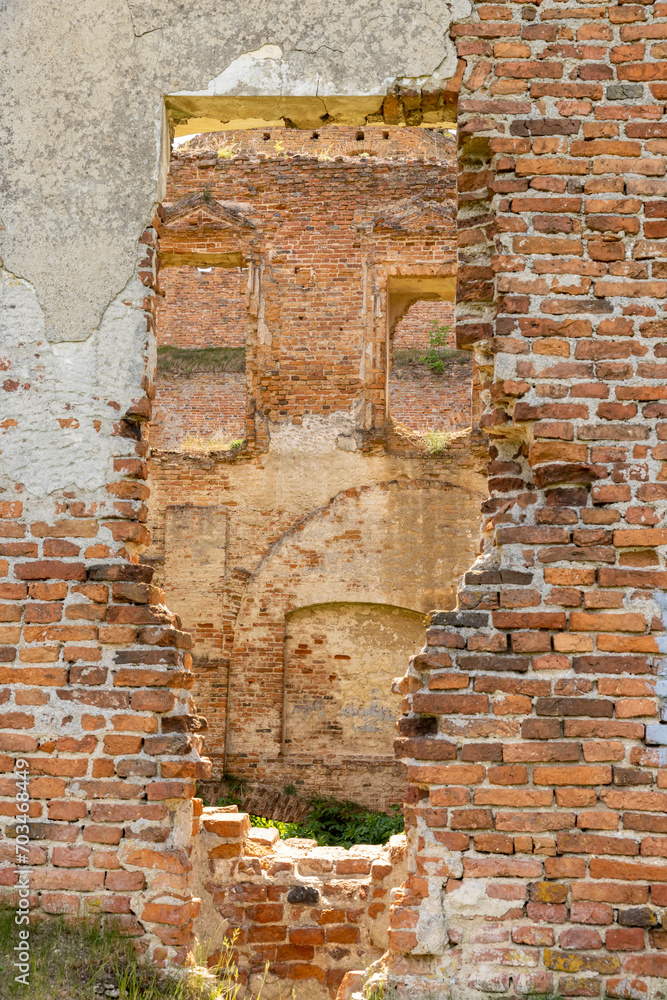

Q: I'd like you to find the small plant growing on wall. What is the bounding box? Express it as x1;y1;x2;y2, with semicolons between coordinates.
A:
216;142;239;159
422;429;452;455
420;321;451;373
418;321;469;374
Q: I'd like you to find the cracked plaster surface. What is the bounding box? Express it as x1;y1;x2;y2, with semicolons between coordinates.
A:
0;0;464;492
0;270;150;497
1;0;464;341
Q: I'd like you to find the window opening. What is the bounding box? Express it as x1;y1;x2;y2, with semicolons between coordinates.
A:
388;294;472;440
151;265;248;452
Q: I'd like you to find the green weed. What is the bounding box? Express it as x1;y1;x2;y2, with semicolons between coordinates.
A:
422;430;452;455
294;797;403;848
419;322;469;374
247;797;404;849
250;814;300;839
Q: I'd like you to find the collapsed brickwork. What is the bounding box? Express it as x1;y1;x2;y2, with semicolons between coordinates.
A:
192;802;407;1000
147;132;483;809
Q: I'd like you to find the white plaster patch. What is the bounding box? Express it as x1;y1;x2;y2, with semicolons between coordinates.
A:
413;878;448;955
189;45;285;97
443;878;515;919
0;269;147;495
652;589;667;654
268;410;359;454
493;352;518;381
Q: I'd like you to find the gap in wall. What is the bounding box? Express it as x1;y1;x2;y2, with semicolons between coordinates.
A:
390;298;472;436
151;265;248;452
145;119;480;832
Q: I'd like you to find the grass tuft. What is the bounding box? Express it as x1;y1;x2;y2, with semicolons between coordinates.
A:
157;347;246;377
216;144;239;160
0;909;245;999
422;430;452;455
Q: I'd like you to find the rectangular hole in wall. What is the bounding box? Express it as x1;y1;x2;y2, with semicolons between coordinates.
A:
389;297;473;434
150;264;249;452
147;109;466;820
387;279;472;446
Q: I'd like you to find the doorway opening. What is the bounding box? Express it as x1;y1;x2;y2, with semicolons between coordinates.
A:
141;97;485;993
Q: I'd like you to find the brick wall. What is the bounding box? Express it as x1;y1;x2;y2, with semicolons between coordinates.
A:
8;26;667;992
192;802;407;1000
157;266;248;350
150;372;246;450
145;133;482;816
147;454;484;812
0;227;210;965
389;367;473;434
365;3;667;999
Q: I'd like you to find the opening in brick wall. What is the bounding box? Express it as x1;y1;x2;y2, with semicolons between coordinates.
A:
140;102;487;993
387;283;472;442
147;121;478;823
151;209;252;452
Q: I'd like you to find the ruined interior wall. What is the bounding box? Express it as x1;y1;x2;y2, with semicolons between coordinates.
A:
0;0;465;964
160;149;457;442
147;448;485;810
11;0;667;991
192;803;407;1000
155;141;470;448
146;138;483;811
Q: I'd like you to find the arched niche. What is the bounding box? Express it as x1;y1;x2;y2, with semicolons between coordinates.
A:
283;601;426;759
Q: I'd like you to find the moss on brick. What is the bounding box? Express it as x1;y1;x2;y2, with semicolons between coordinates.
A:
157;345;246;376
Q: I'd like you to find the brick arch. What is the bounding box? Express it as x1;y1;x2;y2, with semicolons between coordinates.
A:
218;477;483;809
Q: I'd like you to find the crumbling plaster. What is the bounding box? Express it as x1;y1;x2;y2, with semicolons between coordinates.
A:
0;270;150;497
1;0;465;498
